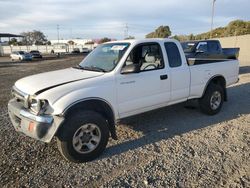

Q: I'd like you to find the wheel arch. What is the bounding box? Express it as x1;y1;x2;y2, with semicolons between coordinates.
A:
60;98;117;140
202;75;227;101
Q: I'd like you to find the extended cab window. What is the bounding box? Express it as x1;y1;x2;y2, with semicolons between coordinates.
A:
164;42;182;67
124;43;164;71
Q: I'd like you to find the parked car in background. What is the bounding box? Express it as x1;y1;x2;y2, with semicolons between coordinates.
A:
71;48;80;54
82;47;91;53
51;43;69;55
10;51;33;61
30;50;42;58
181;40;240;62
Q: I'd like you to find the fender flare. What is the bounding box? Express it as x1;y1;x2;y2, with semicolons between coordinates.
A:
61;97;118;140
202;75;227;101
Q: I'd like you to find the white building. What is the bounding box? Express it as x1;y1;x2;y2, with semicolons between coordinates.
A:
50;39;93;45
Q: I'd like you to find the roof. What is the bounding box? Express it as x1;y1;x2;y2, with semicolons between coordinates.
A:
0;33;24;38
106;38;177;45
181;39;219;43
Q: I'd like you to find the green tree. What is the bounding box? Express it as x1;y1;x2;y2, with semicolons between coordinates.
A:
85;41;95;45
21;30;48;45
46;41;51;45
146;25;171;38
8;38;18;45
188;34;195;40
125;36;135;40
170;35;180;41
99;37;111;44
226;20;250;36
174;20;250;40
68;40;75;45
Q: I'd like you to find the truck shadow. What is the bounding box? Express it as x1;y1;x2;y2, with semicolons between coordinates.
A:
239;66;250;75
100;82;250;160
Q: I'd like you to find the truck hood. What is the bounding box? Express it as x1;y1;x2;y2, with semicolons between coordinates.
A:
15;68;104;95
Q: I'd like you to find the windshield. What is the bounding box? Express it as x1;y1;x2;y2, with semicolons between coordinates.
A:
181;42;197;53
19;51;25;55
78;43;130;72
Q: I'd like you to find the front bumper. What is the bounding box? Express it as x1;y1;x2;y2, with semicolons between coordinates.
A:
8;99;64;143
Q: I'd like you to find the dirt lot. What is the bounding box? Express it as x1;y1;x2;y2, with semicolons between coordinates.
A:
0;56;249;187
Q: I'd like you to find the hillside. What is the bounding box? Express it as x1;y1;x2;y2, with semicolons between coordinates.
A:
173;20;250;41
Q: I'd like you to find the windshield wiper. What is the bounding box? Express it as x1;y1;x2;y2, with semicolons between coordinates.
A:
84;66;106;72
72;64;83;69
72;65;106;72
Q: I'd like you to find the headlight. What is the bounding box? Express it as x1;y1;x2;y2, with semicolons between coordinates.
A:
29;96;49;114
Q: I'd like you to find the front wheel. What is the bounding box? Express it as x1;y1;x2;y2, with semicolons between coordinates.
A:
199;83;224;115
57;111;109;163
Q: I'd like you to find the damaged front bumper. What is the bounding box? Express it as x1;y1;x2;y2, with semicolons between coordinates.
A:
8;99;64;143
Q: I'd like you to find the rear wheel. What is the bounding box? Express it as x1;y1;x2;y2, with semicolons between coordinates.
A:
199;83;224;115
57;111;109;163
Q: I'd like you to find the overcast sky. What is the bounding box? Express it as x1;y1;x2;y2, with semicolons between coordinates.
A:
0;0;249;40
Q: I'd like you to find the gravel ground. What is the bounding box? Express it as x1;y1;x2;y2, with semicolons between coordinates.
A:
0;56;249;187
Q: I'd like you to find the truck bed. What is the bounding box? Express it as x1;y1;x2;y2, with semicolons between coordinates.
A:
188;59;239;99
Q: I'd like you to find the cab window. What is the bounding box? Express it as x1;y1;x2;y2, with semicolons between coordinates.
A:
124;43;164;71
164;42;182;68
208;41;220;53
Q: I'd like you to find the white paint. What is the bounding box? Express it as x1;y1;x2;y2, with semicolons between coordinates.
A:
13;38;239;122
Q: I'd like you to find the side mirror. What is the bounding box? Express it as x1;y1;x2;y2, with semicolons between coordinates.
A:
121;64;140;74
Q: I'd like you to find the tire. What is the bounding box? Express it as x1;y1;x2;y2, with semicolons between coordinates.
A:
57;111;109;163
199;83;224;115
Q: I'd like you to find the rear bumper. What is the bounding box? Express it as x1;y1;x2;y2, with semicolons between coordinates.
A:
8;99;64;143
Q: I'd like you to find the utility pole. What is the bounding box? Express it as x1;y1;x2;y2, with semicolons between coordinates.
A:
57;24;60;43
210;0;216;39
124;23;128;39
70;28;72;39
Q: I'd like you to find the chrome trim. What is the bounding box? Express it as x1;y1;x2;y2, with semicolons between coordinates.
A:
20;109;53;124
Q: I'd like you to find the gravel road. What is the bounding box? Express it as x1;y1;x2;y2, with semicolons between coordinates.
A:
0;56;249;187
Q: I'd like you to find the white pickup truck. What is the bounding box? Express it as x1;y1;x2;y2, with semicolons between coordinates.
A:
8;39;239;162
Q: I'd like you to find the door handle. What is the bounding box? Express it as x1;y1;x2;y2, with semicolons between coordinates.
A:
160;74;168;80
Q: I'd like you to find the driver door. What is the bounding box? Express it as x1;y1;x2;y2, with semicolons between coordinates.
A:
116;42;171;118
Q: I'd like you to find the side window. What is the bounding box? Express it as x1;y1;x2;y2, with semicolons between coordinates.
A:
208;41;220;53
124;43;164;71
196;42;208;52
164;42;182;68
